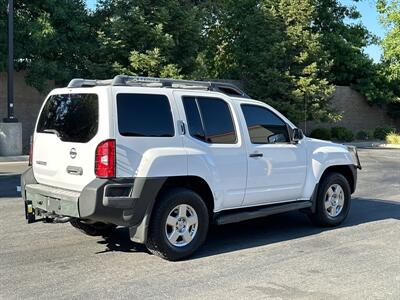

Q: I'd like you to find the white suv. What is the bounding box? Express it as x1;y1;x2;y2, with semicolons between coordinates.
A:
22;75;361;260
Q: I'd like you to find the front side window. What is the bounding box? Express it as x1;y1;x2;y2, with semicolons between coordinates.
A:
117;93;174;137
37;93;98;143
241;104;289;144
183;96;237;144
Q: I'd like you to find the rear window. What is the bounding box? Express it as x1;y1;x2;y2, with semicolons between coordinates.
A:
37;94;98;143
117;93;174;137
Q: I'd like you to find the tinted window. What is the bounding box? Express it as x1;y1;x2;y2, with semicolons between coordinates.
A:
37;94;98;143
182;97;206;141
241;104;289;144
117;94;174;137
183;96;236;144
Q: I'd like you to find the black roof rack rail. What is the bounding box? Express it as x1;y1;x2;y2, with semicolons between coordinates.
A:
67;75;250;98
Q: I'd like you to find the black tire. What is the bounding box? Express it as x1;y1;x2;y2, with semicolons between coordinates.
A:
145;188;209;261
70;219;117;237
308;172;351;227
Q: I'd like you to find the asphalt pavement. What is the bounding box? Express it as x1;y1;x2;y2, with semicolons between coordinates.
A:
0;149;399;299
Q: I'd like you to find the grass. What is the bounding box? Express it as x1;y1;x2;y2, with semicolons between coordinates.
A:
385;132;400;144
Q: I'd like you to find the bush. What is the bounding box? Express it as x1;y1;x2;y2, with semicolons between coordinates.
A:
374;126;396;140
331;126;354;142
386;132;400;144
356;130;370;140
310;128;331;140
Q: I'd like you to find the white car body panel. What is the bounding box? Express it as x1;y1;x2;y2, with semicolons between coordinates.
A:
32;87;112;192
111;87;187;178
233;99;308;206
173;90;248;211
31;85;357;212
301;138;356;199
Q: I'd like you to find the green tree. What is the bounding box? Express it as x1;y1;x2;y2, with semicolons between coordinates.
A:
199;0;336;124
0;0;97;92
115;48;182;78
313;0;398;113
92;0;203;78
378;0;400;79
377;0;400;117
312;0;376;85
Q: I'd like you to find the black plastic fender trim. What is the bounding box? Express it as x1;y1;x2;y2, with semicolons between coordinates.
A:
79;177;166;227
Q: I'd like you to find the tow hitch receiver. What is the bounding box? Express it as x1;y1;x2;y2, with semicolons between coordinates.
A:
24;200;72;224
24;200;36;224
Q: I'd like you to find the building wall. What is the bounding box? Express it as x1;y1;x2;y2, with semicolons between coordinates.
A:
301;86;400;135
0;72;51;153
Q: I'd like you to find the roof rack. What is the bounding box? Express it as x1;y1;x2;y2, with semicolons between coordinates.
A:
67;75;250;98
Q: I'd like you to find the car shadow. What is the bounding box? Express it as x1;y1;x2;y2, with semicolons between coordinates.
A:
97;197;400;259
0;174;21;198
96;229;149;254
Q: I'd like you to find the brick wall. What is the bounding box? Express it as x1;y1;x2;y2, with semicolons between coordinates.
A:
0;72;51;153
301;86;400;135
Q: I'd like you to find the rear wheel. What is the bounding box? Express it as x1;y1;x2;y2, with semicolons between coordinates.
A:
70;219;117;237
309;172;351;227
145;188;209;261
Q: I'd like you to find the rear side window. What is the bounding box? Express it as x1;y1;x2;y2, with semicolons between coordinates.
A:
37;93;98;143
241;104;289;144
117;94;174;137
183;96;237;144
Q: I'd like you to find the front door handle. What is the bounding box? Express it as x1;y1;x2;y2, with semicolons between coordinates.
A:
249;152;263;158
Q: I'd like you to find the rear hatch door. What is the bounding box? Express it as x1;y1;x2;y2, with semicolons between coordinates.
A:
33;90;111;191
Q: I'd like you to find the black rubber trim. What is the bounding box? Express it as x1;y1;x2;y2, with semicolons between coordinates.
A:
79;177;166;227
310;183;319;213
214;201;312;225
349;165;357;194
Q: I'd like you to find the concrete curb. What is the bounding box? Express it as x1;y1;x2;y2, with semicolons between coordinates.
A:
0;155;29;162
344;141;400;149
376;144;400;149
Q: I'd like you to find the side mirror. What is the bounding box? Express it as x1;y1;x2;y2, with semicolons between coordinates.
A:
292;128;304;143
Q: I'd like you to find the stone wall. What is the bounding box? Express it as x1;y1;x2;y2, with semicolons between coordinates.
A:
302;86;400;135
0;72;51;153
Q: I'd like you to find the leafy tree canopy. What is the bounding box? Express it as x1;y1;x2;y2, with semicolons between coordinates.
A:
198;0;336;123
0;0;399;121
377;0;400;117
0;0;95;92
90;0;202;78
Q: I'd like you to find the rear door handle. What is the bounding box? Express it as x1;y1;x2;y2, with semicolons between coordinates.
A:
249;152;263;158
66;166;83;175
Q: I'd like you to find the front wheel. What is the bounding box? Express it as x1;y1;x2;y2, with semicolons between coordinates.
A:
308;172;352;227
145;188;209;261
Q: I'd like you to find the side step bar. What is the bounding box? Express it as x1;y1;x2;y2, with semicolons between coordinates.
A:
214;201;312;225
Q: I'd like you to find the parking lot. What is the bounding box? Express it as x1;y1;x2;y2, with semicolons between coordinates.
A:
0;148;399;299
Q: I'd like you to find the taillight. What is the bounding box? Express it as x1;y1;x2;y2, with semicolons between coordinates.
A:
28;136;33;166
95;139;116;178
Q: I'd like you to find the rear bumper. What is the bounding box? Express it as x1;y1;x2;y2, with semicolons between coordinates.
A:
21;168;166;227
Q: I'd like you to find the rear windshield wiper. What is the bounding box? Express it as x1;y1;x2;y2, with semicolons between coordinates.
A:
43;129;62;138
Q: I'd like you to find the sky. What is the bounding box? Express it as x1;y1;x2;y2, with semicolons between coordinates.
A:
341;0;385;62
85;0;385;62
